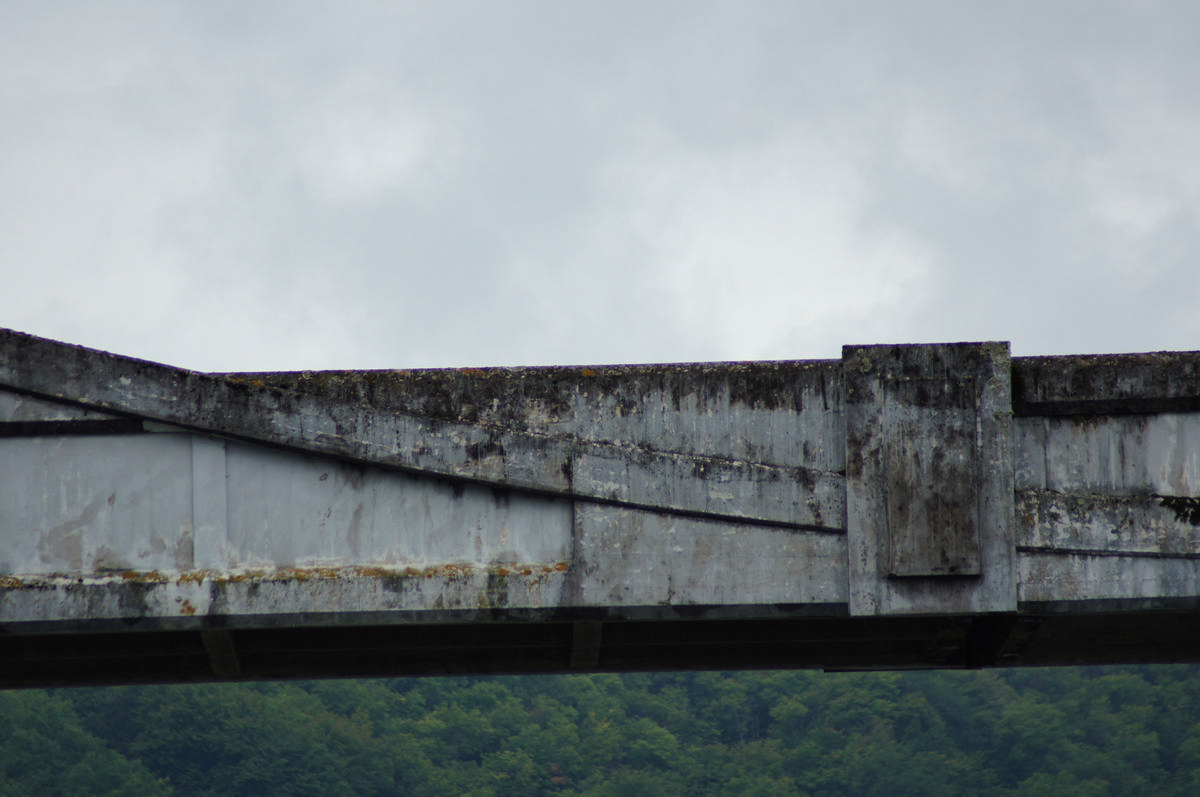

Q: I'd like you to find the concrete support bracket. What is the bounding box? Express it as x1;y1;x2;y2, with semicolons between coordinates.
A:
570;621;603;670
845;342;1016;616
200;630;242;679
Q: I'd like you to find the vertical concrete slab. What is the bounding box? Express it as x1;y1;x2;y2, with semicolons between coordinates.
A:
845;343;1016;615
190;435;228;570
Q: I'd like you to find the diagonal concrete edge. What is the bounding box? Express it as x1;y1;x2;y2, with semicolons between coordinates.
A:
0;328;846;530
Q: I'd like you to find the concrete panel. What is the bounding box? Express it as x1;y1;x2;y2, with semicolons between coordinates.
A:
0;575;213;626
1015;413;1200;495
0;434;193;575
222;441;572;570
882;377;981;575
1016;489;1200;557
574;504;846;609
1;432;577;624
1020;551;1200;603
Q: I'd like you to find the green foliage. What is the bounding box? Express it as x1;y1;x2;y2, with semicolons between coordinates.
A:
4;664;1197;795
0;690;170;796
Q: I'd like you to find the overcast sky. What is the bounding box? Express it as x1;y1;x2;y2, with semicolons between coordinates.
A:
2;2;1198;372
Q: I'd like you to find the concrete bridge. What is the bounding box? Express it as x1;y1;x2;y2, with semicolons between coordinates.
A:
2;328;1199;687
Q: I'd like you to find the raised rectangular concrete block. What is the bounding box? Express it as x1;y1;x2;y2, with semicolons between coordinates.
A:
845;343;1016;615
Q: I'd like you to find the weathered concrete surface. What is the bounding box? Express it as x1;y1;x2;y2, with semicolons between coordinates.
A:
2;328;1200;687
845;343;1015;616
1012;355;1200;610
0;330;845;529
0;397;845;622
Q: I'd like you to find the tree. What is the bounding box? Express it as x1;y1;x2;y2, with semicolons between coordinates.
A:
0;690;170;797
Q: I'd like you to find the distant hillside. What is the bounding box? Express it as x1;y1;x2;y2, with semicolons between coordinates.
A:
4;666;1199;796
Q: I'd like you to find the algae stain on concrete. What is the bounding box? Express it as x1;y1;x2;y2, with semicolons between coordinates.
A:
1156;494;1200;526
37;493;111;570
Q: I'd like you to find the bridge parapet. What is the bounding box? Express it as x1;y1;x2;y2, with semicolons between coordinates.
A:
1;328;1198;685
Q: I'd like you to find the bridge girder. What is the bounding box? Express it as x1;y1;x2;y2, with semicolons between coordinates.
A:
2;329;1199;686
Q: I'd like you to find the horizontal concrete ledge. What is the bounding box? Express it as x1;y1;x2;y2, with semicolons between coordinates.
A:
0;602;854;636
5;596;1198;635
1013;350;1200;416
1019;596;1200;613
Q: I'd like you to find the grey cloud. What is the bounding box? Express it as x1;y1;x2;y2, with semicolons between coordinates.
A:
2;1;1198;370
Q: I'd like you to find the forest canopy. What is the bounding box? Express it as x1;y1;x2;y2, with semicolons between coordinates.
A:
3;665;1199;796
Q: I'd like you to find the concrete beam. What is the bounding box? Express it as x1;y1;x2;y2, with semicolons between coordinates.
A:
3;328;1200;685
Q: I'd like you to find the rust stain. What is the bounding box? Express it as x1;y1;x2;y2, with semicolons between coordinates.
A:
351;566;399;579
581;368;596;377
433;563;472;579
0;562;573;592
212;569;267;584
121;570;167;584
273;566;343;581
180;599;196;616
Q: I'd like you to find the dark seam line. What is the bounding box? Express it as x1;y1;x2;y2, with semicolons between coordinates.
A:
0;420;146;437
1017;545;1200;561
1014;396;1200;417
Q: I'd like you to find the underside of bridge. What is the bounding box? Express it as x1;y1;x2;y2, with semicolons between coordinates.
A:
2;328;1199;687
7;607;1200;689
